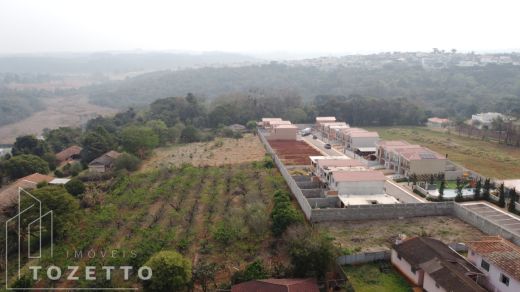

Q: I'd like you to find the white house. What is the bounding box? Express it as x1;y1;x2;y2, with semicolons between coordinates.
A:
466;236;520;292
471;112;508;129
427;117;450;128
328;170;386;196
392;237;486;292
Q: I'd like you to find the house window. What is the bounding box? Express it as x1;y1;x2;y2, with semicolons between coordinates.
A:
480;259;490;271
500;274;510;286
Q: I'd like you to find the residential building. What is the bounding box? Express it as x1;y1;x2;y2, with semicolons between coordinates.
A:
261;118;282;128
328;170;386;196
376;141;446;178
231;278;319;292
267;124;298;140
319;122;348;140
466;236;520;292
315;116;336;128
392;237;486;292
55;145;83;163
344;130;379;151
88;150;122;173
471;112;508;129
0;173;54;209
427;117;450;128
313;158;364;180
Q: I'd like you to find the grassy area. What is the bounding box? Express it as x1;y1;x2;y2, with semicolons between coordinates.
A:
343;263;412;292
367;126;520;179
17;162;299;289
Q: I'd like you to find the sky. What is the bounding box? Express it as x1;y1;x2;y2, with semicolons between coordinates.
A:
1;0;520;56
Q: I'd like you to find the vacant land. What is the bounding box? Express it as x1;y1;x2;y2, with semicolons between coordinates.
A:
321;216;484;253
269;140;321;165
343;263;412;292
142;134;266;169
0;95;117;144
28;163;294;289
368;126;520;179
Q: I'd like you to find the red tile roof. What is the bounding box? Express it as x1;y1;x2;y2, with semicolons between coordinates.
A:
55;145;82;162
466;236;520;281
0;173;54;209
231;278;319;292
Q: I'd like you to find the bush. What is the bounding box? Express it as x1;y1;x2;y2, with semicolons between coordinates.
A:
1;154;49;179
142;251;191;292
65;178;86;196
114;152;142;171
271;190;300;236
231;260;269;284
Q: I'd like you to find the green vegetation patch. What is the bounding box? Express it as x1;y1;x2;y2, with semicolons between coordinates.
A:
343;263;412;292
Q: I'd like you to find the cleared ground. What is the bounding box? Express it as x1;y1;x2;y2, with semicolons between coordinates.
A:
368;126;520;179
269;140;321;165
0;95;117;144
142;134;266;169
321;216;484;253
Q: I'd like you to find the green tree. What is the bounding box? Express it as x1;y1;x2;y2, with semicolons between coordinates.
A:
508;188;517;213
80;127;116;163
114;153;142;171
44;127;82;152
482;178;491;200
438;180;445;200
498;183;506;207
20;186;79;240
286;227;335;280
65;178;86;196
192;262;218;292
121;126;159;158
180;125;201;143
142;251;192;292
12;135;48;157
271;190;300;236
146;120;171;145
246;120;257;131
474;179;482;200
1;154;49;179
231;260;269;284
455;177;464;202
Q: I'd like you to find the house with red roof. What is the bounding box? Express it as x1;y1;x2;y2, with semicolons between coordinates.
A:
427;117;450;128
231;278;319;292
0;173;54;209
55;145;82;163
466;236;520;292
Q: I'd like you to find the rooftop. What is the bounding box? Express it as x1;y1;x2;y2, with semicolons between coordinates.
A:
349;131;379;138
339;194;399;205
232;278;319;292
428;117;450;123
376;140;410;147
317;159;364;168
332;170;386;182
262;118;283;122
55;145;82;161
466;236;520;281
316;116;336;122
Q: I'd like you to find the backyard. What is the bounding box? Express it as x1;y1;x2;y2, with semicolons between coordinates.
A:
368;126;520;179
343;263;412;292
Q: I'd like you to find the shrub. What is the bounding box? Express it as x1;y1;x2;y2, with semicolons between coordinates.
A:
114;152;142;171
65;178;86;196
142;251;191;292
231;260;269;284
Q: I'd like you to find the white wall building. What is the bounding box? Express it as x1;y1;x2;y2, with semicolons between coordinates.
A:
466;236;520;292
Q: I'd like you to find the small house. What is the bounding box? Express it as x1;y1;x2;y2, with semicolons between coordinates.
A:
88;151;122;173
56;145;83;163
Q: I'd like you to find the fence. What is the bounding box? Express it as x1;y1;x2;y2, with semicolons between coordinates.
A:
258;131;313;220
336;250;390;265
453;204;520;246
385;181;422;203
310;202;454;222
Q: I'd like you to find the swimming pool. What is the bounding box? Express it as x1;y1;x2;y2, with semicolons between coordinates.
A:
428;188;474;199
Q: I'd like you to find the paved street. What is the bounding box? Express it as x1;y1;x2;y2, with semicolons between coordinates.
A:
300;134;345;156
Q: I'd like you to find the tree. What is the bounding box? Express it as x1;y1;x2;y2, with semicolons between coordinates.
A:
455;177;464;202
65;178;86;196
508;188;517;213
271;191;300;236
438;180;445;200
80;127;116;163
482;178;491;200
498;183;506;207
20;186;79;240
11;135;48;157
286;226;335;280
192;262;218;292
121;126;159;158
246;120;257;131
44;127;82;152
231;260;269;284
114;153;142;171
146;120;171;145
1;154;49;179
180;125;201;143
474;179;482;200
142;251;192;292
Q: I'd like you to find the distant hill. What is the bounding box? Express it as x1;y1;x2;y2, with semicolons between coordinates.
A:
0;51;260;74
84;62;520;118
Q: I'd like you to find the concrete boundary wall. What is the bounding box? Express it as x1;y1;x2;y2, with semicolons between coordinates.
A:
385;181;422;203
310;202;454;222
337;250;390;265
453;204;520;245
258;132;313;220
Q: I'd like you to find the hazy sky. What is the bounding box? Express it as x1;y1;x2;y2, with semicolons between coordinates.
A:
1;0;520;55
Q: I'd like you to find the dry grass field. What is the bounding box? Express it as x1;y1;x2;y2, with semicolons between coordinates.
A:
321;216;484;253
368;126;520;179
0;95;117;144
141;134;266;169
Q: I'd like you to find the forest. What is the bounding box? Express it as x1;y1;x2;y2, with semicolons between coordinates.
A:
86;63;520;119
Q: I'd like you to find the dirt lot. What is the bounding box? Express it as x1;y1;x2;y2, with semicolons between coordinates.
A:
269;140;321;165
0;95;117;144
142;134;266;169
321;216;484;252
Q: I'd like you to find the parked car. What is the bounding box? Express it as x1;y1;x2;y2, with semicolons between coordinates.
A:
312;135;318;139
301;132;311;137
324;143;332;149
